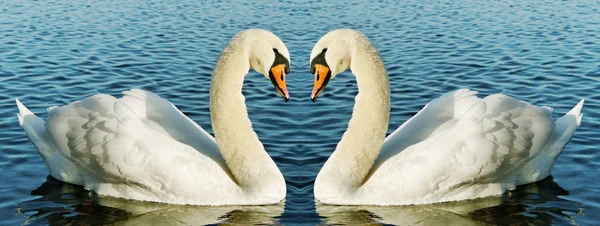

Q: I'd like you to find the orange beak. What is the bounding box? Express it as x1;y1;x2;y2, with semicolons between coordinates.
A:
269;64;289;102
311;64;331;102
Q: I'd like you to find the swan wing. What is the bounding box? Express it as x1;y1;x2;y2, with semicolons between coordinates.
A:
369;93;555;200
42;92;236;203
118;89;225;166
374;89;482;167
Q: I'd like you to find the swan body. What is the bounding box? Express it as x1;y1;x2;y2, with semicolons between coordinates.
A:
310;29;584;205
16;29;291;205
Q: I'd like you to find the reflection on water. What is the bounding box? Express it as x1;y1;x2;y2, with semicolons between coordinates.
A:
2;0;599;224
16;176;584;225
17;177;284;225
316;177;583;225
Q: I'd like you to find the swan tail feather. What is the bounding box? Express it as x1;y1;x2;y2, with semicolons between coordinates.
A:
16;99;51;151
17;99;91;185
16;99;64;174
545;98;584;158
16;98;35;126
566;98;584;126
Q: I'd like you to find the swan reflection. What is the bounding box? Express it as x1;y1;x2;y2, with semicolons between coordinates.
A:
316;176;582;225
18;177;284;225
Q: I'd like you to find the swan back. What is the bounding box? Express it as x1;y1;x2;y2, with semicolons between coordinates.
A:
359;92;583;205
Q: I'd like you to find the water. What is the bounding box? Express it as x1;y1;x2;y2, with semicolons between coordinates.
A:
1;0;599;225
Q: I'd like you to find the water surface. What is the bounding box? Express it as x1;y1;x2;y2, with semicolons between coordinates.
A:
1;0;599;225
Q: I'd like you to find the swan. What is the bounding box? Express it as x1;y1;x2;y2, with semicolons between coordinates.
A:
15;29;291;205
310;29;584;205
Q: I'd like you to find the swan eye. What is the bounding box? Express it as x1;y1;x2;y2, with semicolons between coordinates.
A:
322;48;327;53
273;48;279;53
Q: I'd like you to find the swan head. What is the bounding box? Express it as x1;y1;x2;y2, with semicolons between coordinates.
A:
243;29;291;102
309;29;363;101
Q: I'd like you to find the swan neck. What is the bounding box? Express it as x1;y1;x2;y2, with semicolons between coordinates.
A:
317;38;390;195
209;36;284;195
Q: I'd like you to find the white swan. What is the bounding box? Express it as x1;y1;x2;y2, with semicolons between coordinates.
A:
310;29;584;205
15;29;291;205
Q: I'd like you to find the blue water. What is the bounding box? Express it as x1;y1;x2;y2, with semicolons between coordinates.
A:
1;0;599;225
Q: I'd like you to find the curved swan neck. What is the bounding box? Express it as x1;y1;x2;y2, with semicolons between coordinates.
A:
316;35;390;194
209;35;284;194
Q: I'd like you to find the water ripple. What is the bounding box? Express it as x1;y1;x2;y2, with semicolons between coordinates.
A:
0;0;599;225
